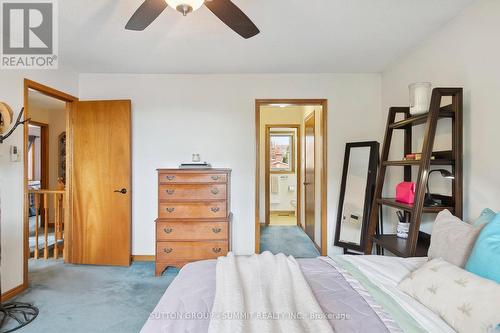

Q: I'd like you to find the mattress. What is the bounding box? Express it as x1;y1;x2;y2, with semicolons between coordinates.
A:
141;255;455;333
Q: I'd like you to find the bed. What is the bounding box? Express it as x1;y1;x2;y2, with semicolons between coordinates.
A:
141;254;457;333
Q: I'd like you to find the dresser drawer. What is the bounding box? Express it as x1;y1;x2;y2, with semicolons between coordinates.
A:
159;173;227;184
159;202;227;219
157;221;228;241
159;184;226;201
156;241;228;261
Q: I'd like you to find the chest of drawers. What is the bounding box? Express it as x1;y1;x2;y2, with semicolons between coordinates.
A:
155;169;231;276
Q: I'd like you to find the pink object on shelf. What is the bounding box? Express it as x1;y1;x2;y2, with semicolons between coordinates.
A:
396;182;416;204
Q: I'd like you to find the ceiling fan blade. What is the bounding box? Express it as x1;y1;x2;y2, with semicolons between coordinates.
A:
125;0;168;31
205;0;260;39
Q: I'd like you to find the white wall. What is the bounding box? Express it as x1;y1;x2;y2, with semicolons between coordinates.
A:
79;73;382;257
0;69;78;294
382;0;500;231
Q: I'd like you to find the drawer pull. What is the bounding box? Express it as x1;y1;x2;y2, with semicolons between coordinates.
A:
163;248;173;254
211;207;220;213
212;247;222;254
166;207;176;213
163;227;173;234
166;175;176;181
165;189;175;195
212;227;222;234
211;175;220;181
211;188;220;195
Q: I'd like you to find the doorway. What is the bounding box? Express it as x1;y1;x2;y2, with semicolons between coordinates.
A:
23;79;133;294
23;79;77;289
255;100;328;257
265;125;301;227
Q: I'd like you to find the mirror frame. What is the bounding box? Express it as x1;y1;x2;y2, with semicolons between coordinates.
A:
334;141;379;253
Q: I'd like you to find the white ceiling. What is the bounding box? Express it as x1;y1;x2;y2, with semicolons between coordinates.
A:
28;90;67;111
59;0;475;74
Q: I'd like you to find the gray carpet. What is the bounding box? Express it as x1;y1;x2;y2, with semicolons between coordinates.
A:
6;227;316;332
9;260;179;333
260;225;320;258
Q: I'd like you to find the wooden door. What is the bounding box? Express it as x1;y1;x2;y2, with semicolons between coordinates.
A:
72;100;131;266
304;113;315;241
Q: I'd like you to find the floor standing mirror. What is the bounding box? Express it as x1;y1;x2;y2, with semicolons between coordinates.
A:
335;141;379;254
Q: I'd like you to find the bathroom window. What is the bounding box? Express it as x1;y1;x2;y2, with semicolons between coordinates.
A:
270;132;295;173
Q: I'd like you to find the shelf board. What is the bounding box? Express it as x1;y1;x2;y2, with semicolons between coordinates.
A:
378;198;454;213
390;105;454;129
383;159;454;166
371;234;428;257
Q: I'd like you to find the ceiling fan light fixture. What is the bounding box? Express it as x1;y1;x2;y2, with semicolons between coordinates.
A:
166;0;205;16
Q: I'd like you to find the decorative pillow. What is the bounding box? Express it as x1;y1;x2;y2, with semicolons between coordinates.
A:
465;214;500;283
472;208;497;227
398;258;500;333
428;210;483;267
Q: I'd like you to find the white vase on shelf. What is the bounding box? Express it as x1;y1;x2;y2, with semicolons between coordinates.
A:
409;82;432;115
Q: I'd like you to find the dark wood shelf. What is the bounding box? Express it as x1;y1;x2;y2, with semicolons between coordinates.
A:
365;88;463;258
371;234;428;257
390;105;454;129
383;159;454;166
378;198;454;214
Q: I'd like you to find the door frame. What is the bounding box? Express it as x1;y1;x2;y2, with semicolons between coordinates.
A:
255;99;328;256
265;125;301;227
23;79;78;290
303;111;316;242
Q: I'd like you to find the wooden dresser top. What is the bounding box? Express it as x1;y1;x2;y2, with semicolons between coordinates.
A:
157;168;232;173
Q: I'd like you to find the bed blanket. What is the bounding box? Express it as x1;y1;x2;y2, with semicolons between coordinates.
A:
207;251;333;333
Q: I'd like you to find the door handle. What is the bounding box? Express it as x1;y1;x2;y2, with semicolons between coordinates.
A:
303;182;311;186
114;188;127;194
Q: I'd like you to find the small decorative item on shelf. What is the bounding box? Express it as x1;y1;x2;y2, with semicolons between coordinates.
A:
425;169;455;206
404;153;435;161
179;154;212;169
396;211;410;239
405;153;422;161
409;82;432;115
396;181;416;204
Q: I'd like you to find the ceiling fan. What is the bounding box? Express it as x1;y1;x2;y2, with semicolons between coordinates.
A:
125;0;260;39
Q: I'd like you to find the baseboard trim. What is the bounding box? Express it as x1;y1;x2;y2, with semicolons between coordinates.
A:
1;283;26;302
131;255;155;262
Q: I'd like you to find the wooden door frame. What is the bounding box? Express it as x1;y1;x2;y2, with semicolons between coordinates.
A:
23;79;78;291
303;111;316;242
255;99;328;256
265;125;301;227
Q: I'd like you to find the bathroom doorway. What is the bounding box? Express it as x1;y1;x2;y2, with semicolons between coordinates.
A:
265;125;301;227
255;100;328;257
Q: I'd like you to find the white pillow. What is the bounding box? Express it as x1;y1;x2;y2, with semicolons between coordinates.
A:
399;258;500;333
428;210;483;267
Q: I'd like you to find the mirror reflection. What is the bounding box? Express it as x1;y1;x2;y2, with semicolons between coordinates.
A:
339;147;371;245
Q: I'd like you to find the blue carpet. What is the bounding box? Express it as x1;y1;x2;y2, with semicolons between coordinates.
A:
9;260;179;333
260;225;320;258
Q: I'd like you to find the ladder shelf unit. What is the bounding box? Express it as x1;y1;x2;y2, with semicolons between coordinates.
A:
365;88;463;257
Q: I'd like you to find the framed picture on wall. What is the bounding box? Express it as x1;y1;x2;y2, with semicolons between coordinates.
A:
270;132;295;173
